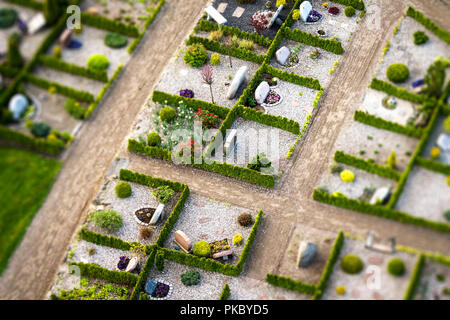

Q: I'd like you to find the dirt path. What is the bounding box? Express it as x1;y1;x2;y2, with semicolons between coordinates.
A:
0;0;210;300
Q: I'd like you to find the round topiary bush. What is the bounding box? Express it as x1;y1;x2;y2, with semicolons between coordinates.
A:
147;132;161;146
340;254;364;274
104;32;128;49
31;122;51;138
413;31;429;45
181;270;201;286
115;181;132;198
211;53;221;66
387;258;406;276
344;6;356;17
193;240;211;258
160;106;176;123
336;285;346;295
90;209;123;233
386;63;410;83
0;8;18;29
184;43;209;68
237;213;253;227
340;169;355;183
87;54;110;71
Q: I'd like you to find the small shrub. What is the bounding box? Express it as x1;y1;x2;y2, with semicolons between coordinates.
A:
238;213;253;227
340;170;355;183
64;98;85;119
31;122;51;138
209;30;223;42
238;39;254;51
104;33;128;48
444;210;450;222
184;43;209;68
181;270;201;286
160;106;176;123
413;31;429;45
387;258;405;276
147;132;161;146
152;185;174;204
210;53;221;66
115;181;132;198
328;7;340;15
155;251;164;271
444;116;450;133
292;9;300;20
340;254;364;274
345;6;356;17
87;54;109;71
53;45;62;59
193;241;211;258
232;234;243;246
430;147;441;160
386;63;410;83
330;161;343;174
387;151;397;169
0;8;17;29
336;285;346;295
90;210;123;233
139;226;153;239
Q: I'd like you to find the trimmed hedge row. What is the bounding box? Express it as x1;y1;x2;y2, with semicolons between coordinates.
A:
331;0;365;11
152;90;229;119
24;73;94;103
0;65;19;78
284;27;344;55
406;7;450;45
334;151;401;181
68;262;138;287
265;274;316;295
119;168;185;192
38;55;108;82
130;245;157;300
186;35;265;64
0;125;64;155
415;156;450;175
79;227;133;251
313;189;450;233
403;254;425;300
219;283;230;300
354;110;423;138
369;78;430;104
128;139;172;161
81;12;139;38
264;64;321;90
84;64;123;118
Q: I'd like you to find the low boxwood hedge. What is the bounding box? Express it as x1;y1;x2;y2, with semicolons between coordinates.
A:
69;262;138;287
407;7;450;45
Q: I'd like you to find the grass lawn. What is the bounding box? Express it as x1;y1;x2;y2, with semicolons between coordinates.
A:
0;147;61;275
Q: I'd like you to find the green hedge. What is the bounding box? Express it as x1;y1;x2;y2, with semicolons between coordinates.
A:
0;65;19;78
334;151;401;181
219;283;230;300
406;7;450;45
442;104;450;116
119;168;185;191
81;12;139;37
284;27;344;55
68;262;138;287
354;110;423;138
265;274;316;295
313;189;450;233
264;64;321;90
331;0;365;11
78;227;133;251
238;105;300;135
130;245;157;300
415;156;450;175
127;139;172;161
38;55;108;82
403;254;425;300
3;0;43;10
369;78;430;104
0;125;64;155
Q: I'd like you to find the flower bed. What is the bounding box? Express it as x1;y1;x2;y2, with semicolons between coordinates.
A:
262;90;282;107
134;208;155;225
179;89;194;99
307;10;323;23
210;239;231;257
117;256;130;271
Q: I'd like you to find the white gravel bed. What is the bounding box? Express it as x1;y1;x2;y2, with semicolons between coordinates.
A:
270;38;339;88
85;178;173;245
154;46;261;109
334;120;418;172
162;193;257;265
317;164;397;200
322;237;419;300
375;16;450;91
359;88;418;126
47;25;131;78
395;166;450;224
422;115;450;165
415;258;450;300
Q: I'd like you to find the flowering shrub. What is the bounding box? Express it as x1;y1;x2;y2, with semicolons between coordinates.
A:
292;9;300;20
249;11;271;34
233;234;243;245
211;53;221;66
340;169;355;183
431;147;441;160
196;108;219;128
328;7;340;15
117;256;130;270
152;282;170;298
183;43;209;68
264;90;281;104
179;89;194;99
336;285;346;295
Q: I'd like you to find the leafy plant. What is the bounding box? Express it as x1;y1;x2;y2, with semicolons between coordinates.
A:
147;132;161;146
115;181;132;198
152;185;174;204
184;43;209;68
247;153;272;173
87;54;110;71
210;53;221;66
233;234;243;245
200;64;214;104
181;270;201;286
104;33;128;48
340;254;364;274
90;210;123;233
386;63;410;83
387;258;406;276
387;151;397;169
193;240;211;258
160;106;176;123
340;169;355;183
0;8;17;29
413;31;429;45
30;122;51;138
345;6;356;17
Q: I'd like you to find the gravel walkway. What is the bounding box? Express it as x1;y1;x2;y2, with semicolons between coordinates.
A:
415;258;450;300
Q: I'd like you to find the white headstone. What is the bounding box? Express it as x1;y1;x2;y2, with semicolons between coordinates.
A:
300;1;313;22
276;46;291;65
224;129;237;156
268;4;283;28
297;241;317;268
255;81;270;104
370;187;391;205
150;203;165;225
28;13;46;35
226;66;248;99
125;257;138;273
437;134;450;152
8;94;28;121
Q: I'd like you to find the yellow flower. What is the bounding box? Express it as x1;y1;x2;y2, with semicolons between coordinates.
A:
232;234;243;246
323;2;329;7
336;286;346;295
431;147;441;160
340;170;355;183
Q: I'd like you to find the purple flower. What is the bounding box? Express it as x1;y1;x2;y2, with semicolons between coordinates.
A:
180;89;194;99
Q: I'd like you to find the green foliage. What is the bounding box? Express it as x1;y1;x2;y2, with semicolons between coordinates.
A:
6;36;24;69
330;0;365;11
264;64;322;90
155;250;165;271
266;274;316;295
370;78;430;104
151;185;174;204
30;122;51;138
219;283;230;300
413;31;429;45
284;28;344;55
184;43;209;68
0;8;17;29
79;227;133;251
415;156;450;176
210;53;221;66
56;277;129;300
69;262;138;286
64;98;85;119
90;210;123;233
247;153;272;173
53;45;62;59
43;0;61;25
115;181;132;198
386;63;410;84
424;59;446;98
193;240;211;258
445;116;450;133
104;33;128;49
403;255;425;299
159;106;176;123
387;151;397;169
387;258;406;276
81;12;139;37
406;7;450;45
87;54;110;71
147;132;161;146
345;6;356;17
340;254;364;274
238;106;300;135
181;270;201;286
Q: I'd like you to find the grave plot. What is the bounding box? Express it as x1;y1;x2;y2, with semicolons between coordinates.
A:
84;178;181;245
209;0;295;40
317;164;397;202
375;16;450;91
422;115;450;165
395;167;450;224
154;48;260;109
0;2;50;62
333;121;418;172
322;237;419;300
414;258;450;300
270;38;340;87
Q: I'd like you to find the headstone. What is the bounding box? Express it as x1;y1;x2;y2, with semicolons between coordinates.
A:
300;1;313;22
205;5;227;25
8;94;28;121
437;134;450;152
125;257;139;273
268;5;284;28
224;129;237;156
414;112;428;128
28;13;46;35
174;230;192;252
297;241;317;268
150;203;164;225
226;66;248;99
370;187;391;205
59;29;73;48
276;46;291;65
255;81;270;104
145;280;157;295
